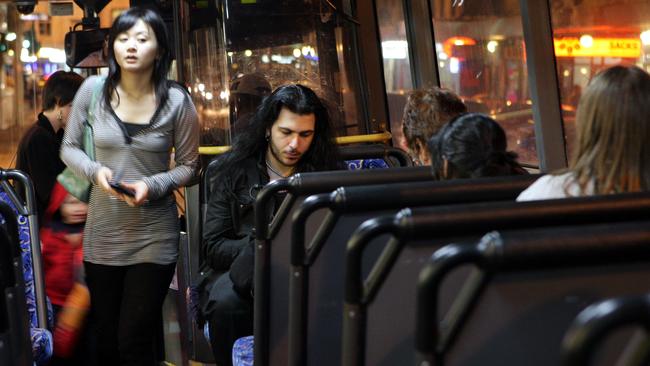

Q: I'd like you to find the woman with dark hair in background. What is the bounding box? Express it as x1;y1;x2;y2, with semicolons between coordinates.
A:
518;65;650;200
428;113;527;180
60;7;199;365
15;71;84;224
201;84;340;365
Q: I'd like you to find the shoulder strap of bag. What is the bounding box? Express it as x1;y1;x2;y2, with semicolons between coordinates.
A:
87;76;105;126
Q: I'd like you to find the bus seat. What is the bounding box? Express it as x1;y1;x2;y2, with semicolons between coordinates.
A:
344;159;390;170
339;144;412;169
232;335;254;366
414;221;650;366
0;201;33;366
0;175;53;365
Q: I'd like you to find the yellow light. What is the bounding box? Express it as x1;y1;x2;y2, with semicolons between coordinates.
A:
244;49;252;57
7;49;14;57
579;35;594;48
641;30;650;46
580;67;588;75
487;40;498;53
293;48;301;58
555;37;641;58
563;69;570;77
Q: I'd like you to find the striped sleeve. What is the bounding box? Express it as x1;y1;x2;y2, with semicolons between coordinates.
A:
142;89;199;200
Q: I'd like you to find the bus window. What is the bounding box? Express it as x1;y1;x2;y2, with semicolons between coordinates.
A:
0;1;127;169
550;0;650;162
181;0;368;148
377;0;413;149
430;0;537;165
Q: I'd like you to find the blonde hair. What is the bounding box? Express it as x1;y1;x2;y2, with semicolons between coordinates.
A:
569;65;650;194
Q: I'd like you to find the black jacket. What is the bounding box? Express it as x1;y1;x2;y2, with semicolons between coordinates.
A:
201;154;272;297
15;113;66;223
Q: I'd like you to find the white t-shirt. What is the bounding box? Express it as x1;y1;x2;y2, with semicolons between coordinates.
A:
516;172;594;201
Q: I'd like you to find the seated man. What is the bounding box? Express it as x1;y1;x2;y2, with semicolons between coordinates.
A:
401;87;467;166
200;84;340;366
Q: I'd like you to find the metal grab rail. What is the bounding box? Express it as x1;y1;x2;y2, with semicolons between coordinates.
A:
0;169;47;331
561;295;650;366
197;131;393;155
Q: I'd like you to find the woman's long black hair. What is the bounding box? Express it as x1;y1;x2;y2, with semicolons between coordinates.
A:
103;7;172;109
428;113;526;179
218;84;340;175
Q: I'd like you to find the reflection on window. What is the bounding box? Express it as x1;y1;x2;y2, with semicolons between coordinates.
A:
377;0;413;149
183;1;367;148
550;0;650;161
431;0;537;165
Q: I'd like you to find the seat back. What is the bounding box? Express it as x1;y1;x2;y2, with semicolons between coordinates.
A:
0;201;34;366
0;170;47;331
341;192;650;365
339;144;412;169
287;175;538;365
415;222;650;366
254;166;434;366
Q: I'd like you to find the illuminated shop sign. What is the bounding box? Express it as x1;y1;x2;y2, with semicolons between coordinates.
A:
554;38;641;58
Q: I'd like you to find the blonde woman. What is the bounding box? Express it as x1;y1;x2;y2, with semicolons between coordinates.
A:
518;65;650;200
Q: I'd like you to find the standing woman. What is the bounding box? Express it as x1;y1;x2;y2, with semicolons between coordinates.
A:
61;7;199;365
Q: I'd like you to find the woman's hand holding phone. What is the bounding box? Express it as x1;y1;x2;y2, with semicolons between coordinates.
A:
118;181;149;207
97;168;148;206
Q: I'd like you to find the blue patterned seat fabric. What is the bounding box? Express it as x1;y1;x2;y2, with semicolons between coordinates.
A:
0;189;54;365
232;335;254;366
345;158;390;170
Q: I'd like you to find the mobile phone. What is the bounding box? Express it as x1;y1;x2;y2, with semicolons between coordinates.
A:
109;181;136;197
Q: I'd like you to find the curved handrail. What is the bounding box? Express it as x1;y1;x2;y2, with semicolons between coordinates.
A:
562;295;650;366
198;132;393;155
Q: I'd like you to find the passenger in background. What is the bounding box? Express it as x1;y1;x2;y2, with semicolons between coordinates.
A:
229;72;272;134
15;71;84;224
401;87;467;166
428;113;527;179
201;84;340;366
517;65;650;200
40;182;91;365
60;7;199;365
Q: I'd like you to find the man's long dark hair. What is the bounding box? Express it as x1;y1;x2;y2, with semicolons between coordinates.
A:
218;84;340;175
103;7;172;109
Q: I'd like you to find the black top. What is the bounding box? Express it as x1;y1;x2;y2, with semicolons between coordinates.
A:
15;113;66;223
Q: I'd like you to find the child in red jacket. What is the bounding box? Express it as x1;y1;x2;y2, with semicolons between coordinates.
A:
40;182;91;364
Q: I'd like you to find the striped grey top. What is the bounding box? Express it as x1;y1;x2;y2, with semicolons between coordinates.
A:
61;76;199;266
